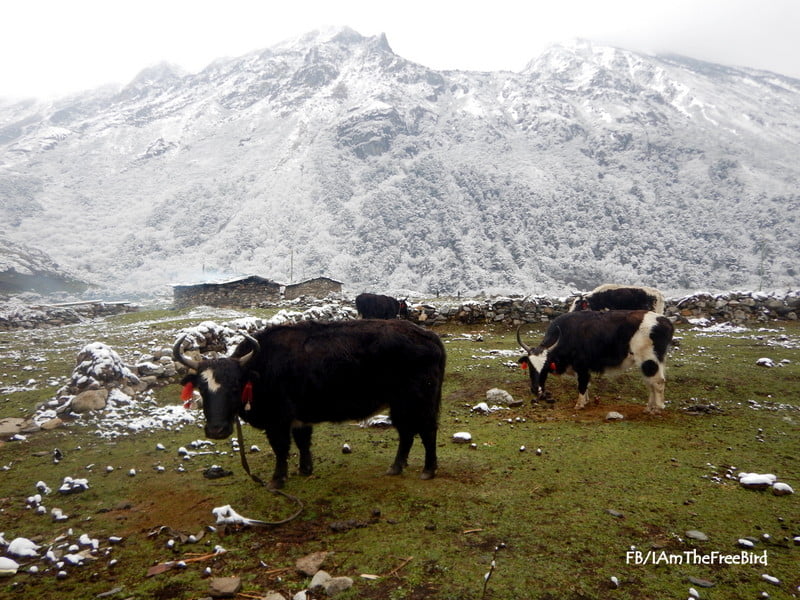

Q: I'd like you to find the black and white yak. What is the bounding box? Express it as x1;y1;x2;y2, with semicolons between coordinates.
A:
570;284;665;314
517;310;674;413
174;319;445;489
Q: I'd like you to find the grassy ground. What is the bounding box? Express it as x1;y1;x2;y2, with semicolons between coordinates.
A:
0;309;798;599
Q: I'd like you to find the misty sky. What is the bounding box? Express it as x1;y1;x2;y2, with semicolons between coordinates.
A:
2;0;799;99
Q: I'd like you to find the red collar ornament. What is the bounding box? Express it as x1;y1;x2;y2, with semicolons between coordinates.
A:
242;381;253;411
181;382;195;408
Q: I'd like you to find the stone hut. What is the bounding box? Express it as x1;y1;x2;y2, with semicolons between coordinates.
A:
284;277;343;300
172;276;281;308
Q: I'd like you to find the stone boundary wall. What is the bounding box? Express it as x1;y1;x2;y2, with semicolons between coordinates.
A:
173;279;281;309
405;291;800;327
0;301;137;331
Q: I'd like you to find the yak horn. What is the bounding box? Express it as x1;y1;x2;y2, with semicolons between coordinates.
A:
173;334;200;370
515;324;532;353
235;332;260;367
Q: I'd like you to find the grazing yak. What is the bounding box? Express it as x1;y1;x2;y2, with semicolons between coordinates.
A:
355;293;409;319
570;284;665;314
174;319;445;489
517;310;674;413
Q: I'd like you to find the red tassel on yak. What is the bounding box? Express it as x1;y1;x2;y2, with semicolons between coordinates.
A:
242;381;253;411
181;383;195;408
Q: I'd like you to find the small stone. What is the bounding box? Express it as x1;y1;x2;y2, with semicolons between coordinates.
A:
309;570;332;589
452;432;472;443
771;482;794;496
688;576;715;588
686;530;709;541
324;576;354;596
739;473;777;489
486;388;514;405
209;576;242;597
605;411;625;420
341;443;352;454
40;418;64;431
71;389;108;413
296;551;329;576
0;557;20;577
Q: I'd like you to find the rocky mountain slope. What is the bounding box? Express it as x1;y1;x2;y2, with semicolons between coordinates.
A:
0;236;87;297
1;29;798;299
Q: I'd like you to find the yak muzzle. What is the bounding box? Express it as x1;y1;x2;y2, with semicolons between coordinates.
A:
204;422;234;440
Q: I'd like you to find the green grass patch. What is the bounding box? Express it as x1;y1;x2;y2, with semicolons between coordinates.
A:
0;313;798;599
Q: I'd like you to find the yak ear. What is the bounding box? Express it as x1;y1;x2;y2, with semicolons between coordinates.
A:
181;373;198;386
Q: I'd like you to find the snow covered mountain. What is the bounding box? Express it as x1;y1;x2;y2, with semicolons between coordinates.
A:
1;28;798;300
0;235;88;297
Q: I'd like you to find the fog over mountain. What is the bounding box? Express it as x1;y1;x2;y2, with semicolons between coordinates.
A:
1;28;798;300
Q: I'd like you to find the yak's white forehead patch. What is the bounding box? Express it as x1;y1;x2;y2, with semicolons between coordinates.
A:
201;370;222;393
527;351;548;373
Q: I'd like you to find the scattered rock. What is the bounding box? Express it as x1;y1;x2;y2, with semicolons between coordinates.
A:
0;557;20;577
296;551;329;576
324;576;354;596
486;388;514;405
309;570;332;589
756;357;775;368
361;414;392;428
738;473;777;490
203;465;233;479
605;509;625;518
39;417;64;431
0;418;30;440
686;530;709;542
771;482;794;496
605;411;625;420
329;520;367;533
471;402;492;414
209;576;242;598
71;389;109;413
7;537;40;558
452;432;472;443
687;576;715;588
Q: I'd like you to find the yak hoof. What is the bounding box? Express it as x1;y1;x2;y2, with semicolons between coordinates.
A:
420;470;436;480
386;464;404;476
268;478;286;490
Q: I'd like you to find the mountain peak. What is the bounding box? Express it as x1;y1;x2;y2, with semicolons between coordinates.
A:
123;62;187;93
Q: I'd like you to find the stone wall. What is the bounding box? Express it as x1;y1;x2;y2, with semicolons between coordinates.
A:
172;278;281;309
406;291;800;327
284;278;343;300
0;301;137;331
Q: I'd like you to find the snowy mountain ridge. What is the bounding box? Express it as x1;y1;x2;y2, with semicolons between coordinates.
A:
1;28;799;300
